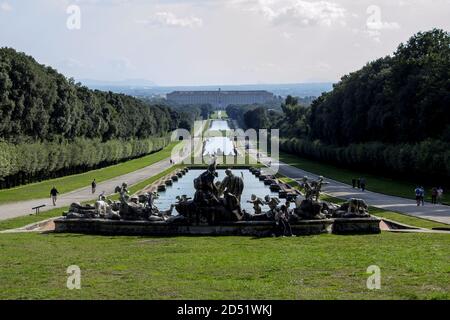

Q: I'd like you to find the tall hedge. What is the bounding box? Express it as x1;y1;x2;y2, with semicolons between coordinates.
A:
0;137;168;188
280;138;450;182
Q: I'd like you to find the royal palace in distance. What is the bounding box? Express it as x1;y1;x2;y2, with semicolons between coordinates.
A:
166;89;276;108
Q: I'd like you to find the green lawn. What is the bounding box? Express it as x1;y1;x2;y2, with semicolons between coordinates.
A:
0;142;180;205
279;152;449;205
0;232;448;299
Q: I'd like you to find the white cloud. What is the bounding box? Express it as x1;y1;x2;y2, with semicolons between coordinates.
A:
137;11;203;28
281;31;293;39
71;0;130;5
0;2;12;12
231;0;347;27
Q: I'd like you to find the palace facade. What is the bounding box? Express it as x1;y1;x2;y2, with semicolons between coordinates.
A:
166;89;276;107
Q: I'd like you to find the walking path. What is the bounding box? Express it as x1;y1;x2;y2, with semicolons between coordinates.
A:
259;152;450;225
0;158;173;221
0;121;208;221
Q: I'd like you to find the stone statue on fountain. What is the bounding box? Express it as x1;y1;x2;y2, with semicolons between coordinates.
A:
176;160;245;224
291;176;332;220
218;169;245;220
64;181;175;221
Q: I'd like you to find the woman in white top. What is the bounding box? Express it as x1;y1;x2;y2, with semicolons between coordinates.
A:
437;187;444;204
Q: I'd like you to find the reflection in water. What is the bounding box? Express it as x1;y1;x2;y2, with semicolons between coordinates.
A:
209;120;230;131
203;137;236;156
154;169;286;215
203;120;236;156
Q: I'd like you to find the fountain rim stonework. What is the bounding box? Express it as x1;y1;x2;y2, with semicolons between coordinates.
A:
54;164;381;236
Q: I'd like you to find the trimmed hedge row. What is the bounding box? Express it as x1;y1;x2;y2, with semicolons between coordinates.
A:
0;137;168;188
280;138;450;182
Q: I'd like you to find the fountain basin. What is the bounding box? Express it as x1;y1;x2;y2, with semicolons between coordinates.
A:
54;218;334;237
331;217;381;234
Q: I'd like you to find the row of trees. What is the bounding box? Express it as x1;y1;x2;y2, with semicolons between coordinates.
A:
0;47;179;142
169;104;214;131
227;29;450;182
0;137;168;188
309;29;450;145
226;104;279;129
0;48;189;188
280;138;450;183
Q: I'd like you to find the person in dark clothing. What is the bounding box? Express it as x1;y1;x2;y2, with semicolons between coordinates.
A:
50;186;59;206
91;179;97;194
357;178;361;189
415;186;422;206
360;178;366;192
431;187;438;204
352;178;356;188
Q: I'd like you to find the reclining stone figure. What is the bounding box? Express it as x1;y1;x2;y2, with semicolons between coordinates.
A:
65;202;97;219
333;198;370;218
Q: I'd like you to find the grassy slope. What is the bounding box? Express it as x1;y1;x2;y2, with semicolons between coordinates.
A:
0;142;179;205
279;152;449;205
0;166;180;231
0;232;448;299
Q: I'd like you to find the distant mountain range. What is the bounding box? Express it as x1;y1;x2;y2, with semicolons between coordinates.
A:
78;78;157;88
77;80;334;98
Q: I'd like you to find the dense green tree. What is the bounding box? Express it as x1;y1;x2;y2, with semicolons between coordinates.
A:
309;29;450;145
226;30;450;182
0;48;179;142
0;48;180;187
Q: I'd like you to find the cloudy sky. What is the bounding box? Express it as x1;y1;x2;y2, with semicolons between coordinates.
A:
0;0;449;85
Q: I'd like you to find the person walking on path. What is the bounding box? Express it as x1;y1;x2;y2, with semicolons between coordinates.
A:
360;178;366;192
357;178;361;189
415;186;422;206
420;186;425;206
437;187;444;204
91;179;97;194
50;186;59;206
351;178;356;188
431;187;438;204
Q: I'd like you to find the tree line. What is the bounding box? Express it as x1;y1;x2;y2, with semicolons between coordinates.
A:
0;48;205;188
0;48;180;142
280;138;450;184
227;29;450;182
0;137;167;188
